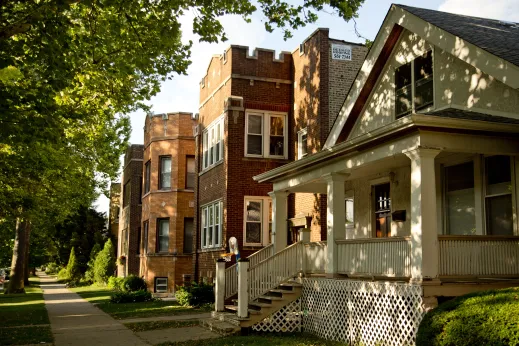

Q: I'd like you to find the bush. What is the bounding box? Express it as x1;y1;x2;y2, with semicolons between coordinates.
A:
107;276;125;291
84;243;102;283
57;268;69;281
66;247;81;282
175;281;214;307
45;263;59;275
417;287;519;346
110;290;154;304
93;239;116;284
123;275;147;292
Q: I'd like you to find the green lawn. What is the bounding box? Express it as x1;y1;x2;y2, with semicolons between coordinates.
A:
0;277;53;345
72;285;211;319
124;320;199;332
157;334;346;346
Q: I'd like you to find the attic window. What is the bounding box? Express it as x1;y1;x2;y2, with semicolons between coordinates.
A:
395;50;433;119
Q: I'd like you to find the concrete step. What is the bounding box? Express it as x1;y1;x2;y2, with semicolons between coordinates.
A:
199;318;241;336
224;305;261;315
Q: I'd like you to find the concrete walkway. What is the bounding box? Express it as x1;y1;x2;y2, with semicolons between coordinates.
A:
39;273;148;346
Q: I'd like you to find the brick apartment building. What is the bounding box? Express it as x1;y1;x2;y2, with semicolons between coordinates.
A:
118;144;144;277
108;183;121;255
140;112;197;294
193;28;367;282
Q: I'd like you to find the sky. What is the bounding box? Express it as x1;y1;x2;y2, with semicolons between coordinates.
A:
92;0;519;214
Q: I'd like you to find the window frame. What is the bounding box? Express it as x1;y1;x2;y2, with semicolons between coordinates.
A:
202;115;224;171
185;155;196;190
144;160;151;194
297;128;308;159
155;277;168;293
370;179;391;238
243;196;272;246
142;220;149;254
157;218;170;253
441;155;518;236
200;200;223;249
394;49;434;119
245;111;288;159
159;156;172;190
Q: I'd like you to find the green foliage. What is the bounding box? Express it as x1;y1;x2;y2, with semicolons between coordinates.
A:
123;275;147;292
65;247;81;282
175;282;214;307
110;290;153;304
417;287;519;346
57;268;69;282
84;243;102;283
93;239;116;284
44;263;59;275
107;276;125;291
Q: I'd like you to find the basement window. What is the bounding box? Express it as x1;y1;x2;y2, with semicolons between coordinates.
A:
155;278;167;293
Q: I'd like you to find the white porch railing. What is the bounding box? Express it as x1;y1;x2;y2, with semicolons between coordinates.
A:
304;242;327;273
439;236;519;276
248;242;303;301
336;237;412;277
225;243;274;299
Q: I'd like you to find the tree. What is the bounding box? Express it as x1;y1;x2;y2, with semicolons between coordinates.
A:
1;0;365;292
66;248;81;282
85;243;102;283
94;239;116;284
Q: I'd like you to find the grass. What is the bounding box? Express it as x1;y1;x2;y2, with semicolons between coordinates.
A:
0;276;53;345
124;320;199;332
157;333;347;346
71;285;212;319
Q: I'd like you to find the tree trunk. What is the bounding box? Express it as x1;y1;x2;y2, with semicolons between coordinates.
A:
24;223;31;285
7;218;29;294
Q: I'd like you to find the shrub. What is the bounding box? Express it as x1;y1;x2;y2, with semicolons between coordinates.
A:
93;239;116;284
84;243;102;283
57;268;69;281
107;276;125;291
417;287;519;346
66;247;82;282
123;275;147;292
45;263;59;275
175;282;214;307
110;290;153;304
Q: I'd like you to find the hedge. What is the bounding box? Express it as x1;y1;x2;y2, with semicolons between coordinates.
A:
417;287;519;346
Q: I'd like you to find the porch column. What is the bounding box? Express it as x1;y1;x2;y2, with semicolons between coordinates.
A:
268;191;289;253
405;148;441;283
323;173;348;277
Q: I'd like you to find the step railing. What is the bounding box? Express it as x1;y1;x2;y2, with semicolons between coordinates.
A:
248;241;303;301
225;243;274;299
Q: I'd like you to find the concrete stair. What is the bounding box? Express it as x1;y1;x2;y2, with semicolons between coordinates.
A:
200;278;302;332
199;315;241;336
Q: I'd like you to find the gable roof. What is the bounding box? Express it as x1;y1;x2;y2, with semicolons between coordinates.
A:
425;108;519;124
398;5;519;67
323;4;519;149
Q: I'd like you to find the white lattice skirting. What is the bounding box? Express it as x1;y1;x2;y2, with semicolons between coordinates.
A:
252;299;302;333
302;278;424;346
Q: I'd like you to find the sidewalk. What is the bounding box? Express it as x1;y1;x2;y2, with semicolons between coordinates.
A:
38;273;148;346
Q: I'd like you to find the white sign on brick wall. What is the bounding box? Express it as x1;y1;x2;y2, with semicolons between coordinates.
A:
332;44;352;61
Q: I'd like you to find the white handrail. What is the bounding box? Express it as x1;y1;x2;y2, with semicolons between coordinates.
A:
248;242;303;301
225;243;274;299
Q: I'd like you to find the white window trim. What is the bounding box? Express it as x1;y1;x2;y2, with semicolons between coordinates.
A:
155;277;168;293
202;115;224;171
200;200;223;249
345;190;354;237
243;196;272;246
440;154;518;236
297;128;308;160
245;110;288;159
394;48;435;120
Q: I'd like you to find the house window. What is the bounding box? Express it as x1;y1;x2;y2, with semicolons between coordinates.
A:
136;227;141;254
374;183;391;238
443;156;515;236
445;161;476;235
202;116;224;170
201;201;222;249
143;220;149;254
244;197;272;246
159;156;171;190
485;156;513;235
395;50;433;118
186;156;195;190
184;218;194;254
155;277;168;293
144;160;151;194
157;219;169;253
297;128;308;159
245;112;287;159
345;193;354;235
123;182;130;207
